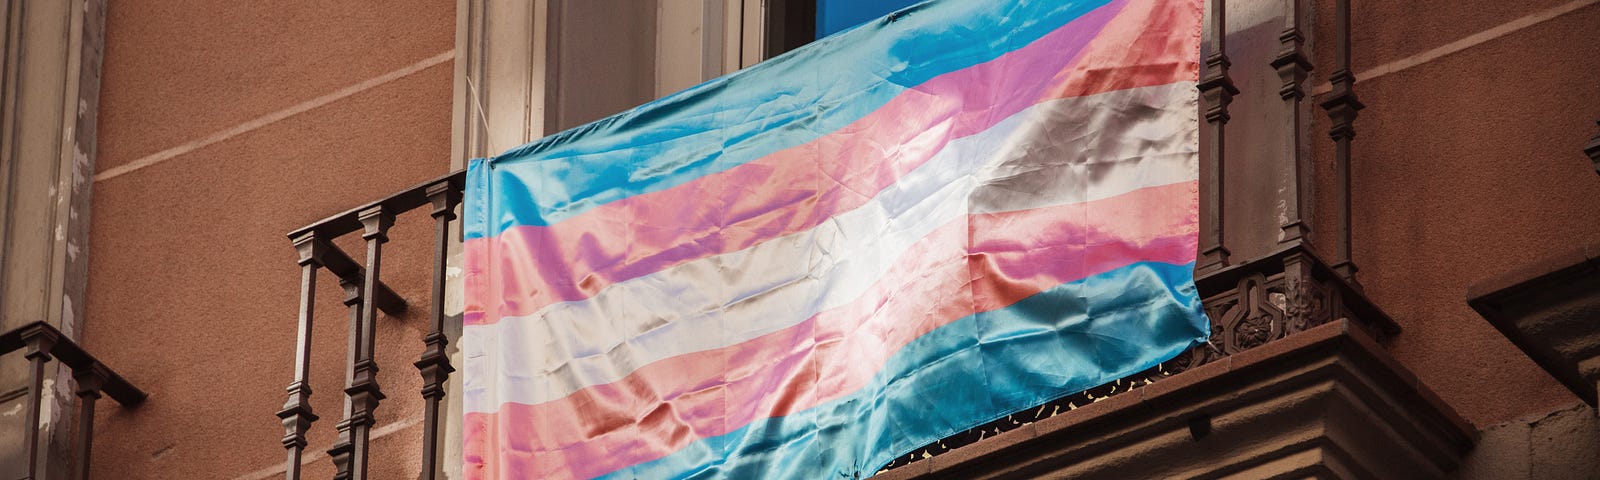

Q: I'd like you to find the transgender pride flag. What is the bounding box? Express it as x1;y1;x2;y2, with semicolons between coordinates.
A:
461;0;1208;478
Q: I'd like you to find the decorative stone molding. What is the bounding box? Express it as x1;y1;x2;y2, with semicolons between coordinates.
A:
451;0;556;168
1468;243;1600;407
880;242;1410;473
0;0;107;476
873;320;1475;480
0;0;104;338
450;0;790;170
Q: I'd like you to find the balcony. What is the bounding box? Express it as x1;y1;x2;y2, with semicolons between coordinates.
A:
273;0;1481;478
870;247;1476;479
277;173;462;480
1465;123;1600;410
1;321;145;480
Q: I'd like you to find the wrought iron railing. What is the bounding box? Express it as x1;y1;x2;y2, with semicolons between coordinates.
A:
882;0;1381;471
2;321;146;480
277;171;462;480
278;0;1390;477
879;242;1399;471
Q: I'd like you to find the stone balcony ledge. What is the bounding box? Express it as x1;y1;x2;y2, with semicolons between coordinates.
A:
873;320;1475;480
1468;242;1600;407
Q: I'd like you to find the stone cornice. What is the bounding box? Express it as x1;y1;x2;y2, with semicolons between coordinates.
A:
874;321;1475;479
1468;243;1600;406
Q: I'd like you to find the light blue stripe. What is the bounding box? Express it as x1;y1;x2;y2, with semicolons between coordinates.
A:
596;261;1208;480
465;0;1116;238
466;157;489;239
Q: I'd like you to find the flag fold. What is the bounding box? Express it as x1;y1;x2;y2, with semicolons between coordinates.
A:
463;0;1208;477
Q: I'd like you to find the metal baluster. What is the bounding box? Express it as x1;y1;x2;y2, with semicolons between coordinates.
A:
278;233;324;480
21;327;58;480
1274;0;1313;245
1197;0;1237;274
1321;0;1363;286
416;182;461;479
72;365;108;480
328;277;364;480
349;206;394;480
20;325;59;480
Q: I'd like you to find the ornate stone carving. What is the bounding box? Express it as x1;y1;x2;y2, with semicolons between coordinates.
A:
1232;276;1280;351
884;243;1400;473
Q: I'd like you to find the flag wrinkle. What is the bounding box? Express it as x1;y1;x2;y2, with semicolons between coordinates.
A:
463;1;1206;478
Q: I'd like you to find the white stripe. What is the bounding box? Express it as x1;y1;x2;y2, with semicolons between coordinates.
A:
464;81;1198;413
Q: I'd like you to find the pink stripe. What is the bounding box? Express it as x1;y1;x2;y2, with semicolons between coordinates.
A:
463;181;1199;480
463;0;1200;326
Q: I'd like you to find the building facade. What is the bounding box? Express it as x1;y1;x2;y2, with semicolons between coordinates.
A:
1;0;1598;478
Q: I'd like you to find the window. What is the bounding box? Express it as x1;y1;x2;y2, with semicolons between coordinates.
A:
816;0;924;38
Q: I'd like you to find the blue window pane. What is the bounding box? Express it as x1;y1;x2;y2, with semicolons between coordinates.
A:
817;0;925;38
